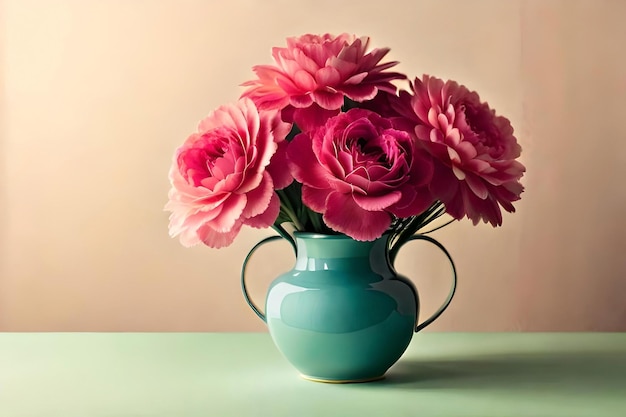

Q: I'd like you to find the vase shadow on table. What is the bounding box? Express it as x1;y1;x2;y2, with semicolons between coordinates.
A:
377;350;626;394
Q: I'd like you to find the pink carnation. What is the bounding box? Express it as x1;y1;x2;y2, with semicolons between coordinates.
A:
165;98;291;248
403;75;525;226
241;33;405;131
288;108;435;241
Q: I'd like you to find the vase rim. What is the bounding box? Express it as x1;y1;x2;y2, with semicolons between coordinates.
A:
293;232;389;240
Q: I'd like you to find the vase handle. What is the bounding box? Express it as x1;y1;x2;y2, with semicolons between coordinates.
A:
240;235;286;323
399;235;457;333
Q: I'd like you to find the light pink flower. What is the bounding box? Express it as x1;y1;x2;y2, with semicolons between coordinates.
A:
241;33;405;131
288;109;435;241
402;75;525;226
165;98;291;248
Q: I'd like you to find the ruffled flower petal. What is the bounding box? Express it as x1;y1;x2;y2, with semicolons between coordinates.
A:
288;108;436;241
323;193;392;241
241;33;406;128
401;75;525;226
165;98;283;247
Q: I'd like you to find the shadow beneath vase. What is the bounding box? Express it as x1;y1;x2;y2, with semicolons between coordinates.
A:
374;350;626;395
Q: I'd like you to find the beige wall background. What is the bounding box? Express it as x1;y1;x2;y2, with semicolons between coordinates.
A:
1;0;625;332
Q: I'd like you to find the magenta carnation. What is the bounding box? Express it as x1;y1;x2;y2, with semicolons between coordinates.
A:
288;108;435;241
165;98;291;248
404;75;525;226
167;34;527;254
241;33;405;131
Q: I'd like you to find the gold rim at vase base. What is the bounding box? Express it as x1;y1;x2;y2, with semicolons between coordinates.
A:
300;374;386;384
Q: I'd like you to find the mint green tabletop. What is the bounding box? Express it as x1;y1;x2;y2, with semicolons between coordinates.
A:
1;333;624;416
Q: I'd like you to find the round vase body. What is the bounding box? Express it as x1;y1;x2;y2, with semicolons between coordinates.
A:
265;233;418;382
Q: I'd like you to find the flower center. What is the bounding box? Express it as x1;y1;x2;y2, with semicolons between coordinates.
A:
461;103;505;157
348;136;387;166
179;133;233;187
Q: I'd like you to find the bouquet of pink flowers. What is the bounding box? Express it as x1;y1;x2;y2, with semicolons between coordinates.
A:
166;33;525;255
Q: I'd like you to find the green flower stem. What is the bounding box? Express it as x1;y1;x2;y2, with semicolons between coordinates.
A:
304;206;334;234
278;196;304;231
388;201;447;264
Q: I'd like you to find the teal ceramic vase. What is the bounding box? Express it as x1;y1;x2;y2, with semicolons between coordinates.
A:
242;232;456;383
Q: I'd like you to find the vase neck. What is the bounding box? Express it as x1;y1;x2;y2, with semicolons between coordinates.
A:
293;234;391;273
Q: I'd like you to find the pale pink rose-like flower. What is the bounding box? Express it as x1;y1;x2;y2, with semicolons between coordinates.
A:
241;33;405;132
165;98;291;248
402;75;525;226
288;108;435;241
